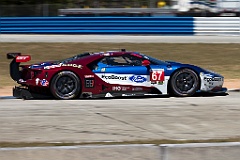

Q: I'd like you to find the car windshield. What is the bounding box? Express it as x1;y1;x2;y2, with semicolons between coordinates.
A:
137;52;169;65
57;52;90;64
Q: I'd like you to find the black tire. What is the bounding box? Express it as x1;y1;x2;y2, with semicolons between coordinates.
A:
170;68;199;97
50;71;81;99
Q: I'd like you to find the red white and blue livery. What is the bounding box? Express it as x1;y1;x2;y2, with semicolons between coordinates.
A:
7;49;226;99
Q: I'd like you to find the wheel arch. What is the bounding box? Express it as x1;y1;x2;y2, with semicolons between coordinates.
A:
50;69;82;85
167;67;201;95
49;69;82;98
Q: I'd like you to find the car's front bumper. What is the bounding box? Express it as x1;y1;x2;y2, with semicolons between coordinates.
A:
199;72;226;93
208;87;227;93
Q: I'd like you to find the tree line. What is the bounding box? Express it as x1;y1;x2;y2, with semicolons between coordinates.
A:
0;0;80;5
0;0;171;7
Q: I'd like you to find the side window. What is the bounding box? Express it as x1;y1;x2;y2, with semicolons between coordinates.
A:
123;55;143;66
100;54;147;66
100;56;131;66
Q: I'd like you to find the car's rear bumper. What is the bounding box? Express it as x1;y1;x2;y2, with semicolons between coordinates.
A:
13;86;33;99
13;86;52;99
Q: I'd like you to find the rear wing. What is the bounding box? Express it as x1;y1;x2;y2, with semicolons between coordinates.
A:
6;53;31;82
7;53;31;62
7;53;21;59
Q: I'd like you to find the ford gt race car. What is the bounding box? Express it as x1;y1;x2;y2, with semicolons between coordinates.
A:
7;49;227;99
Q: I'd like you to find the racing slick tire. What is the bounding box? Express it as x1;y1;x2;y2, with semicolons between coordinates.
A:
170;68;199;97
50;71;81;99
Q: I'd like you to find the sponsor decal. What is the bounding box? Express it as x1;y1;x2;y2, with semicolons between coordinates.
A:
40;79;49;86
132;87;143;91
102;75;127;80
61;63;82;68
35;78;40;85
44;64;61;69
44;63;82;70
112;86;121;91
158;81;164;85
204;73;214;77
150;69;164;82
129;75;147;83
204;77;223;82
150;81;164;85
112;86;130;91
84;75;94;78
122;87;130;91
35;78;49;86
16;55;31;62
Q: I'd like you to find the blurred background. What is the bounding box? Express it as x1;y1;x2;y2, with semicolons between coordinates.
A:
0;0;239;17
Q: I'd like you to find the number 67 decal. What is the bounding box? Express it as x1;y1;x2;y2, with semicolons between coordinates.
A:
150;69;164;82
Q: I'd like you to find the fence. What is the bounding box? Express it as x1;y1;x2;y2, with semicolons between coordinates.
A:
0;17;239;35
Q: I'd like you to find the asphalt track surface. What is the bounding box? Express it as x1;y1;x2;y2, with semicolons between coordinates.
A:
0;34;240;43
0;35;239;144
0;92;239;143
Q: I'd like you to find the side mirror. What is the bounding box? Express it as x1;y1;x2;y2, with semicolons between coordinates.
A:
142;60;150;66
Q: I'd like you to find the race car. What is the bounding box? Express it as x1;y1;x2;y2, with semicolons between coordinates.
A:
7;49;227;99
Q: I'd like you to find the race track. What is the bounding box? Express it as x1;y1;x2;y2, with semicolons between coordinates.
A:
0;92;239;143
0;34;239;144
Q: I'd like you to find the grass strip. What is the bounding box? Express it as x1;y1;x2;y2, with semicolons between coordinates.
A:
1;137;240;148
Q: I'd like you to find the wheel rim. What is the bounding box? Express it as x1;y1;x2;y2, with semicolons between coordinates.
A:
55;76;77;97
175;72;197;94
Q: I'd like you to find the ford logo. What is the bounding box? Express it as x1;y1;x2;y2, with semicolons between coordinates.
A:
129;75;147;83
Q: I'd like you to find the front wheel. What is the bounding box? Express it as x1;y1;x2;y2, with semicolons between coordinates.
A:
50;71;81;99
170;68;199;97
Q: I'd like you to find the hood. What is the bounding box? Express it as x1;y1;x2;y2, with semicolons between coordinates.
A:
166;61;223;77
165;60;184;65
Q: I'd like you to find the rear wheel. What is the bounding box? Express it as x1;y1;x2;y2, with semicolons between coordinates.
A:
50;71;81;99
170;68;199;97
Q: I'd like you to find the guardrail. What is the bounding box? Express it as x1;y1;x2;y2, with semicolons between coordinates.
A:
0;17;239;35
0;17;194;35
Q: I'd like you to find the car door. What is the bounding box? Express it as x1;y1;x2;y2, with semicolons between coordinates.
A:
100;54;149;86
